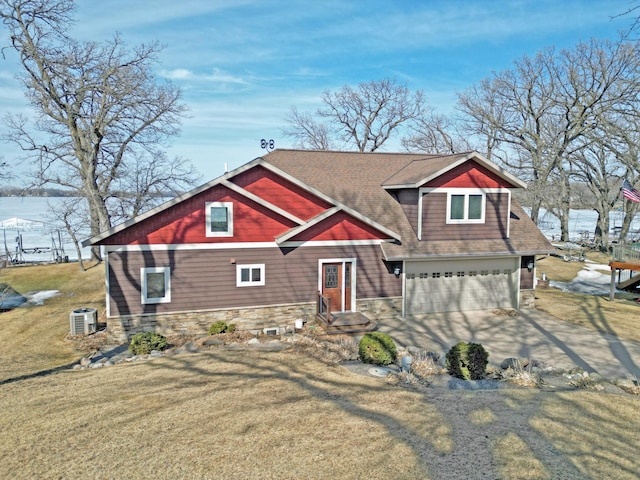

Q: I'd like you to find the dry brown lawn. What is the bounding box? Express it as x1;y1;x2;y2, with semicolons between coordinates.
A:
535;250;640;344
0;262;105;382
1;260;640;478
1;349;639;480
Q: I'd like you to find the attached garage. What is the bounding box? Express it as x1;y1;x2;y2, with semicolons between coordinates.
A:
404;257;519;314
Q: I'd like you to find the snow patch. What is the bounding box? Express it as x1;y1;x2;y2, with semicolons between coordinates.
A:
26;290;60;305
550;267;612;295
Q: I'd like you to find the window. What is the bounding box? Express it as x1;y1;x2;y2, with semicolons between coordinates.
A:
141;267;171;304
206;202;233;237
237;264;265;287
447;193;485;223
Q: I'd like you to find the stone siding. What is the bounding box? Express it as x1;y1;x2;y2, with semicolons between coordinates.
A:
107;296;404;342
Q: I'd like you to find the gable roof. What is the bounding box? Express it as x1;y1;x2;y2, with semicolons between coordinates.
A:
381;151;527;189
84;148;552;258
262;149;553;259
83;152;401;247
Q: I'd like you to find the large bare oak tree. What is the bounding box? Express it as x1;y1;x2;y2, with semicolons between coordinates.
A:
0;0;200;262
284;78;425;152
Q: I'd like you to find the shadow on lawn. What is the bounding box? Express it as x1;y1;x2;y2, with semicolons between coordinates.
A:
139;348;640;479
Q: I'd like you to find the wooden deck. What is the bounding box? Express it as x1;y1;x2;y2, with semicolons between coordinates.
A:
315;311;377;334
609;256;640;300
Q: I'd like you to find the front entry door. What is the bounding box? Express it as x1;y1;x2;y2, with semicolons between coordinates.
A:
321;261;354;312
322;263;342;311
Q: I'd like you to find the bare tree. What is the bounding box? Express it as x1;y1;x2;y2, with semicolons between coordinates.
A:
457;39;640;240
284;78;425;152
401;109;471;154
0;0;199;261
283;107;332;150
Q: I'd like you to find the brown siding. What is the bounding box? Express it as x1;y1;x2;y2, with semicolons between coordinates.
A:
422;192;510;240
397;189;419;235
520;256;534;289
107;244;401;317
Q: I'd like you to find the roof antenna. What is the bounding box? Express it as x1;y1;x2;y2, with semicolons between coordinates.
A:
261;138;275;153
224;162;228;173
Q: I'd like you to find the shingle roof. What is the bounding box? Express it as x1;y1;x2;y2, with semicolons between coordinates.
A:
264;149;553;259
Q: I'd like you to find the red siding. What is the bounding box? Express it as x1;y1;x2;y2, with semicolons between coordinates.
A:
100;185;298;245
288;211;391;242
426;161;514;188
232;165;331;220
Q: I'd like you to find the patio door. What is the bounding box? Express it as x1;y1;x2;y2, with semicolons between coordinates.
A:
320;259;355;312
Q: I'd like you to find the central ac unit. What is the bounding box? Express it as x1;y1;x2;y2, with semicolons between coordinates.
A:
69;307;98;335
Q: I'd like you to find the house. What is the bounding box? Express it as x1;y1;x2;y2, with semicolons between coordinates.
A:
84;149;554;340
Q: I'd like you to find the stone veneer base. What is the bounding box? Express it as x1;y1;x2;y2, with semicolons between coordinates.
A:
107;297;403;342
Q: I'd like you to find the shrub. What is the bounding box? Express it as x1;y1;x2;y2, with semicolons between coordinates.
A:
358;332;397;366
446;342;469;379
208;321;236;335
129;332;168;355
466;343;489;380
445;341;489;380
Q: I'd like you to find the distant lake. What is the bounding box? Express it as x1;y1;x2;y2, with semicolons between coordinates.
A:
0;196;91;262
2;197;640;263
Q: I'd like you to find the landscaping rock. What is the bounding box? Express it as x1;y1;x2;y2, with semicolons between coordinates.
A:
500;357;529;369
149;350;163;358
203;338;225;346
80;357;91;368
614;378;638;389
247;338;261;345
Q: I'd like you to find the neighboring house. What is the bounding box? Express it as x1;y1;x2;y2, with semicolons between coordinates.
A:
84;150;553;340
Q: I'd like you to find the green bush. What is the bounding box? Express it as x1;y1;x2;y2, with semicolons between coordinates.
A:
129;332;168;355
208;321;237;335
358;332;397;366
466;342;489;380
445;341;489;380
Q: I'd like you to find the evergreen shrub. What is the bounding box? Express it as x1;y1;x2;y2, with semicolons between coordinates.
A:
208;321;237;335
445;341;489;380
129;332;168;355
358;332;397;366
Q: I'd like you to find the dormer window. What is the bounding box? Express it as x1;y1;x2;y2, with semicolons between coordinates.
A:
206;202;233;237
447;192;485;223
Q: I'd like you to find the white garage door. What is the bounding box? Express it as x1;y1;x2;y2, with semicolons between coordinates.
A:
405;257;519;314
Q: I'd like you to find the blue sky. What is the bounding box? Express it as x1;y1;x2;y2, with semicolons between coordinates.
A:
0;0;634;182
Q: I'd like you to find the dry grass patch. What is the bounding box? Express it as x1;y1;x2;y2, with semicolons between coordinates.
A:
535;287;640;344
1;347;639;478
0;350;435;479
530;391;640;479
535;249;640;344
0;262;104;382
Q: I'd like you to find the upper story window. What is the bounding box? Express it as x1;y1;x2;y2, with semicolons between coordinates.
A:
206;202;233;237
447;192;485;224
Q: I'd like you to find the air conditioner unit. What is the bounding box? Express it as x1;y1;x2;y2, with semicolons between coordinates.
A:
69;307;98;335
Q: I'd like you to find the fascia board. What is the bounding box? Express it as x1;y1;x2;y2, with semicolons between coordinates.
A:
383;152;528;190
220;180;305;225
276;207;341;243
261;161;401;242
82;156;269;247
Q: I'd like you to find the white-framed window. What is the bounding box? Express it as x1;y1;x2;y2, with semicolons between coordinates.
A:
141;267;171;304
446;192;485;223
206;201;233;237
236;264;265;287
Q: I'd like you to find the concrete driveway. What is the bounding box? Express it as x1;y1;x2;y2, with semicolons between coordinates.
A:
377;308;640;380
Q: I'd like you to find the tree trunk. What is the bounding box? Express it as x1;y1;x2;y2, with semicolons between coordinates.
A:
594;211;610;252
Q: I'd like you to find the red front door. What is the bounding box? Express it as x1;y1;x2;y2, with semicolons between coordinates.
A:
322;263;342;312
